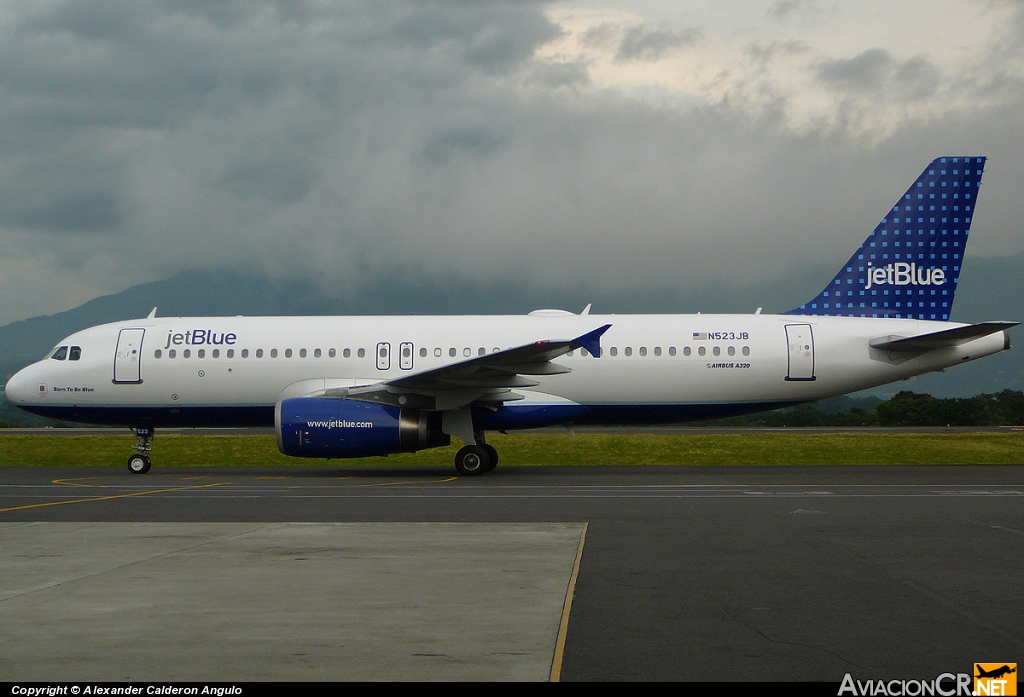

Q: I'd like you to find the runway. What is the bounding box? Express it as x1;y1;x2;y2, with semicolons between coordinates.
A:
2;464;1023;681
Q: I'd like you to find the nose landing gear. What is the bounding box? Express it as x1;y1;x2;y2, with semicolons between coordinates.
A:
127;426;153;474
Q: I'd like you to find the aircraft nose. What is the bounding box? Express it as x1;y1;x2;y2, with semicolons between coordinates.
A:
4;366;35;405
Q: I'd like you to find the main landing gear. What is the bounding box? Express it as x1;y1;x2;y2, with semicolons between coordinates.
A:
127;426;153;474
454;432;499;476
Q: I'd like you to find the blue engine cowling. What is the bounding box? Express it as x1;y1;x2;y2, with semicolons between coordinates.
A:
276;398;449;458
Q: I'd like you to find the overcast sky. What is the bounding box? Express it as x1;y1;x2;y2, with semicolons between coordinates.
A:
1;0;1023;325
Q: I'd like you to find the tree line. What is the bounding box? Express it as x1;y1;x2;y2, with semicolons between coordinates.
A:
722;390;1024;427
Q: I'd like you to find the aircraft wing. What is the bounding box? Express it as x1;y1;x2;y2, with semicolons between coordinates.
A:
320;324;612;410
869;321;1018;353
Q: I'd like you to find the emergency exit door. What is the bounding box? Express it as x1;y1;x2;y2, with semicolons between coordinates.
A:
399;342;414;370
376;342;391;370
113;328;145;384
784;324;815;381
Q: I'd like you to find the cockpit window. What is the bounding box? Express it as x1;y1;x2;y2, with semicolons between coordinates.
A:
50;346;68;361
69;346;82;361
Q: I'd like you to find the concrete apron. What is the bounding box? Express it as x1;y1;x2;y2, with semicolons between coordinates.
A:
0;522;586;681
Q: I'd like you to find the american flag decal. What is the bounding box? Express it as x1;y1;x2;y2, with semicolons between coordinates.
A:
693;332;708;340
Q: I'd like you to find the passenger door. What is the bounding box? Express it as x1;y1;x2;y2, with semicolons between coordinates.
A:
113;328;145;384
784;324;815;381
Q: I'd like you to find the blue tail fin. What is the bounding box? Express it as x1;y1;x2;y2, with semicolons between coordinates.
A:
786;157;986;320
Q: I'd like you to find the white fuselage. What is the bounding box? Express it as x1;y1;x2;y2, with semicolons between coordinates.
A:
4;313;1009;427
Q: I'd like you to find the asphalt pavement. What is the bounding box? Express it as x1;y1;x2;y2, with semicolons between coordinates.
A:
1;464;1022;681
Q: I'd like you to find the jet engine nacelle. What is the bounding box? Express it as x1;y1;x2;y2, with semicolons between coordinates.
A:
275;397;449;458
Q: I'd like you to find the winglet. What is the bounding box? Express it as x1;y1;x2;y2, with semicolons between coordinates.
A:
147;307;157;319
571;324;612;357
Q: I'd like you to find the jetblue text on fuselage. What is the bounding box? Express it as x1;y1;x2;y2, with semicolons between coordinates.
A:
864;262;946;291
163;330;237;349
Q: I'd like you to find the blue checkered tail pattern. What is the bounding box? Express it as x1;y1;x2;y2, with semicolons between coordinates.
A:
785;157;986;320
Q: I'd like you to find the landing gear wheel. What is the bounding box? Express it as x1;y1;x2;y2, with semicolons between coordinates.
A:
454;445;490;476
481;444;499;472
127;453;152;475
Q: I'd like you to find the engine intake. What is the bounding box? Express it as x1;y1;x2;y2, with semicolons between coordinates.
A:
276;397;449;458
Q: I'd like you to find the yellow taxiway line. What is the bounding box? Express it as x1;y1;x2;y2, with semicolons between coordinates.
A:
0;482;231;514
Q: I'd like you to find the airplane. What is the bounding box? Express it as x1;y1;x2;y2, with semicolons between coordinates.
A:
3;157;1017;476
975;665;1016;680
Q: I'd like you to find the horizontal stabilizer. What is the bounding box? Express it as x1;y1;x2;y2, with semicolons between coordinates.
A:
869;321;1018;352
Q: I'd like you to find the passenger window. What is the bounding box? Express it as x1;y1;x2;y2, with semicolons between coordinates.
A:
69;346;82;361
212;349;219;358
329;349;336;358
343;348;351;358
357;348;365;358
639;347;647;357
227;349;234;358
197;349;205;359
669;347;676;356
654;347;661;356
449;348;456;357
434;348;442;357
478;347;485;356
300;349;308;358
50;346;68;361
420;348;427;358
567;350;574;357
183;349;191;358
742;346;750;356
256;349;263;358
683;346;691;356
625;347;632;356
713;347;720;356
698;347;706;356
314;348;321;358
285;349;292;358
169;349;176;359
463;348;471;357
610;347;618;356
271;349;278;358
154;350;162;359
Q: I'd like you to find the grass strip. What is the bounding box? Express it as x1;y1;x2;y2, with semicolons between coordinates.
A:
2;431;1024;467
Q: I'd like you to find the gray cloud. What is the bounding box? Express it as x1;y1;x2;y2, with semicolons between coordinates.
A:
524;59;590;89
421;128;509;164
218;157;320;204
0;0;1022;326
768;0;810;19
581;22;618;49
815;48;895;92
746;40;810;64
615;23;701;62
893;55;941;101
581;21;701;62
814;48;943;102
387;1;564;73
